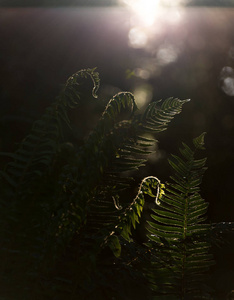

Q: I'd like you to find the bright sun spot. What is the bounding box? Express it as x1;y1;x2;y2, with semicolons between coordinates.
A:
121;0;186;26
122;0;160;26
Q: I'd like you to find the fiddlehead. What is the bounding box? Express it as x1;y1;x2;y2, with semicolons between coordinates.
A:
0;68;100;193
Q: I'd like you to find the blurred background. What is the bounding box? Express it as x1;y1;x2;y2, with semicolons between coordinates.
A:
0;0;234;295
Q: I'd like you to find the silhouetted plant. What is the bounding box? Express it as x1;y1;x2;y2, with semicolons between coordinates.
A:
0;68;232;299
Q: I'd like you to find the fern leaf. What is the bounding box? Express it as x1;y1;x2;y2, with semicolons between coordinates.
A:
102;177;164;257
0;69;100;192
63;67;100;103
139;98;190;133
146;133;214;298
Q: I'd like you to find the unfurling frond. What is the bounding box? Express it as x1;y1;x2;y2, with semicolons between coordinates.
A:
102;177;164;257
0;68;100;192
62;68;100;105
1;68;207;300
80;96;188;256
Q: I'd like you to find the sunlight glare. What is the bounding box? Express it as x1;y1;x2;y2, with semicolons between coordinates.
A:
121;0;186;26
160;0;188;7
122;0;160;26
220;66;234;97
128;27;148;48
133;84;153;108
156;44;179;66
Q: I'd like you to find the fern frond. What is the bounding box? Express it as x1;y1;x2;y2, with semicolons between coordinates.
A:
62;67;100;106
0;68;100;192
97;177;165;257
139;97;190;133
67;96;189;259
146;133;214;299
47;92;140;244
0;69;191;299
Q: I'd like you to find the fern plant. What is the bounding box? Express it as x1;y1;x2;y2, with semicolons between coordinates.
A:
0;68;232;299
145;133;214;299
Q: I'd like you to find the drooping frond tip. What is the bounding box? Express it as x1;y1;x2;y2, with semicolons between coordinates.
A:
65;68;100;98
193;132;206;150
140;97;190;133
101;91;138;121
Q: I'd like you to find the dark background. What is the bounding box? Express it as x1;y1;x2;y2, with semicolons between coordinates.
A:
1;4;234;221
0;1;234;297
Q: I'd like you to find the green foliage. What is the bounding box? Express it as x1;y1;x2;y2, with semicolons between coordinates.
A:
0;68;99;193
0;68;232;299
146;133;214;299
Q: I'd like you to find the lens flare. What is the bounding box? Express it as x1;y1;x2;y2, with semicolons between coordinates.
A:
128;27;148;48
121;0;160;26
120;0;187;26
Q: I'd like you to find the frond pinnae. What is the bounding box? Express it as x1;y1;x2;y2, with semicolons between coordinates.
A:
146;133;214;298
